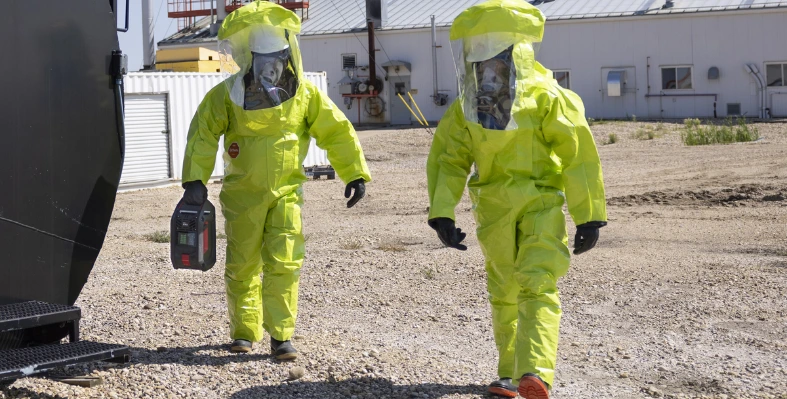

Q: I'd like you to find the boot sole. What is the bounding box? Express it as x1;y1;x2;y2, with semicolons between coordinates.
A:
230;345;253;353
275;352;298;360
488;386;517;398
518;376;549;399
230;346;251;353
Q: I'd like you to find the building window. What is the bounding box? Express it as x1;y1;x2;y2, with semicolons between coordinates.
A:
727;103;741;116
342;54;357;70
661;66;693;90
553;70;570;89
766;63;785;87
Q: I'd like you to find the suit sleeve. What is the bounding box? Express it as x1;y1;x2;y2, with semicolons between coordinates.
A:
182;84;229;185
305;84;372;184
542;88;607;226
427;102;474;221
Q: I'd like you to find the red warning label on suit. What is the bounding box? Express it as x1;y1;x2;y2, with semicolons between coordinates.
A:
228;143;240;158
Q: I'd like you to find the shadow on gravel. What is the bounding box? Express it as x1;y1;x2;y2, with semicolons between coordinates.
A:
230;377;485;399
127;344;274;367
0;386;67;399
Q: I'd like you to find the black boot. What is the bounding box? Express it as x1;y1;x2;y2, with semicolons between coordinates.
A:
488;378;517;398
230;339;253;353
270;337;298;360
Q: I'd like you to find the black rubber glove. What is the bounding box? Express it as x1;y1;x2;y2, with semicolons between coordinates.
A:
428;217;467;251
182;180;208;206
573;221;607;255
344;178;366;208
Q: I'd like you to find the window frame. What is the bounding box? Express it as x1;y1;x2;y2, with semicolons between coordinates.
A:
765;62;786;87
661;65;694;91
552;70;571;90
341;53;357;70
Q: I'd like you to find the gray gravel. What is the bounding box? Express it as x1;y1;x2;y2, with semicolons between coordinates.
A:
2;122;786;399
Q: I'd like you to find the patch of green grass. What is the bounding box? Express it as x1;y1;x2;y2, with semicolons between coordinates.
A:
633;124;661;140
588;118;610;127
341;240;364;250
144;231;169;243
681;117;759;146
605;133;619;145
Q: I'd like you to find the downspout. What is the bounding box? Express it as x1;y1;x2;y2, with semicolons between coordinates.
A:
431;15;438;103
367;21;377;94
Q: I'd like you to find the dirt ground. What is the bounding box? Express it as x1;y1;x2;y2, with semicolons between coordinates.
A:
2;121;786;399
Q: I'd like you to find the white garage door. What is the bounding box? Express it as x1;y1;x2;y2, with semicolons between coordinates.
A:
121;94;171;184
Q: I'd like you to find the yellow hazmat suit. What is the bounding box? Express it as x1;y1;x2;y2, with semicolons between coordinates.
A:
182;2;371;344
427;0;607;391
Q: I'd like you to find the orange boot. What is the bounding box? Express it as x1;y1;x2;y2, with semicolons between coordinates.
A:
518;373;549;399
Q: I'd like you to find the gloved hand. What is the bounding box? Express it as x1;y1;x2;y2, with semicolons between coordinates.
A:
573;221;607;255
344;178;366;208
182;180;208;206
428;217;467;251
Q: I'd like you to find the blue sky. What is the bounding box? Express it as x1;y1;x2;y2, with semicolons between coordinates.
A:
117;0;182;72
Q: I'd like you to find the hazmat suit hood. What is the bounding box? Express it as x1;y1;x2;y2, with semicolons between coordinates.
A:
450;0;545;130
218;1;304;109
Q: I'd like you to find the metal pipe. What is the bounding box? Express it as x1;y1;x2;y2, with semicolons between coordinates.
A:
141;0;155;69
745;64;766;118
367;21;377;93
217;0;228;22
752;65;768;119
646;56;651;95
431;15;438;103
645;93;718;118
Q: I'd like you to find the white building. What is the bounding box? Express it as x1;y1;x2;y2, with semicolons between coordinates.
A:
299;0;787;122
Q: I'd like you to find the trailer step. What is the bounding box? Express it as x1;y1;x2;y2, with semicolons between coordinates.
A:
0;301;80;333
0;341;129;382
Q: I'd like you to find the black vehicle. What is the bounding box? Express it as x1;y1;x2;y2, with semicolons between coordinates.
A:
0;0;131;384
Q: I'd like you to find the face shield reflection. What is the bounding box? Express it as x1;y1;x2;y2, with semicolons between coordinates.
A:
472;48;515;130
452;33;536;131
220;25;300;110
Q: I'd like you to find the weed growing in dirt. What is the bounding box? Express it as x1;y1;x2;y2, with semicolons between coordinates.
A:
588;118;609;127
217;232;227;240
378;242;406;252
341;241;364;250
421;266;437;280
633;128;655;140
605;133;619;145
682;118;760;146
631;114;637;122
144;231;169;243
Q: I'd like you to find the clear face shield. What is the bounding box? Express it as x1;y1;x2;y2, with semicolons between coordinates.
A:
451;33;537;130
219;25;299;110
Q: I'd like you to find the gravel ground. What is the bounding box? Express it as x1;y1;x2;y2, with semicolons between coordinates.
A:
2;121;786;399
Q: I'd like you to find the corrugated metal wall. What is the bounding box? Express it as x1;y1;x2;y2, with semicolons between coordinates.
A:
124;72;330;182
